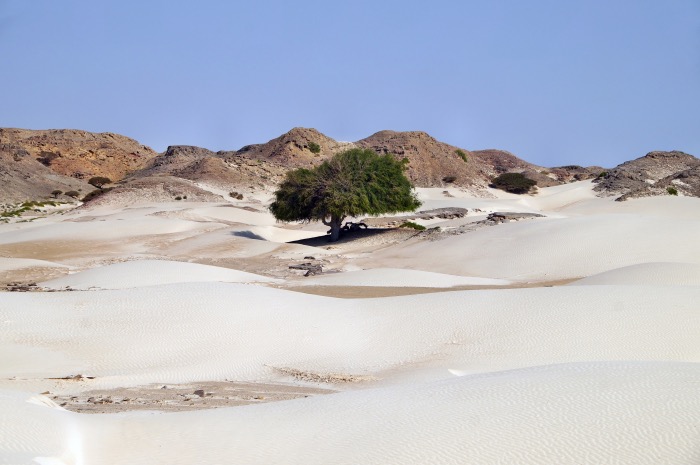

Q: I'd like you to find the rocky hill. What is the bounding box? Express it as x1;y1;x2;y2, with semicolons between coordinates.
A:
0;128;158;203
9;126;697;208
357;132;554;190
356;131;481;188
234;128;551;190
238;127;354;168
0;128;157;181
594;151;700;200
125;145;289;193
0;141;85;203
0;126;570;205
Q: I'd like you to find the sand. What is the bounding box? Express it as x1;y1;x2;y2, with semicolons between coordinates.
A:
1;181;699;464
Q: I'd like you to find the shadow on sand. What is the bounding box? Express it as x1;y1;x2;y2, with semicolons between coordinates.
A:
290;228;418;247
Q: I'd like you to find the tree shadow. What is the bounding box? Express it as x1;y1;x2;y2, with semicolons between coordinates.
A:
290;227;412;247
230;230;267;241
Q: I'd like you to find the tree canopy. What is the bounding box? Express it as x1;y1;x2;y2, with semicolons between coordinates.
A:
270;148;421;241
88;176;111;189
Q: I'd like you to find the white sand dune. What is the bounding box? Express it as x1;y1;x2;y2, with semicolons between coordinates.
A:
570;262;700;286
296;268;510;287
0;214;207;245
39;260;278;290
363;198;700;281
2;362;699;465
0;258;71;272
180;205;278;226
2;182;700;464
2;283;698;386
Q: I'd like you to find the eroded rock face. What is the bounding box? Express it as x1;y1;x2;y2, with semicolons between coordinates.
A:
594;150;700;200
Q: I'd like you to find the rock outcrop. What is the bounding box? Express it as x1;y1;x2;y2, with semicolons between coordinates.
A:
548;165;606;183
594;151;700;200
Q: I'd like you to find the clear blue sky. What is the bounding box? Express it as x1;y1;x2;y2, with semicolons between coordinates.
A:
1;1;698;167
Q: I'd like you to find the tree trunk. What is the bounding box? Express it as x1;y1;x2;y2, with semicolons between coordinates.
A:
323;215;344;242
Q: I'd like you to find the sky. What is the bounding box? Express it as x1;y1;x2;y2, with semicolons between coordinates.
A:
1;1;698;167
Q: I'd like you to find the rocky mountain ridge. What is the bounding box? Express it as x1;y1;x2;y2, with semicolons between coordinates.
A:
1;126;695;206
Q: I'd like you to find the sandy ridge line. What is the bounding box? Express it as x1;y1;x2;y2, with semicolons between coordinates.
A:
278;278;579;298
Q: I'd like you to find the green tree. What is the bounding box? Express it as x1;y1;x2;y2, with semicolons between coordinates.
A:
270;148;421;241
88;176;111;189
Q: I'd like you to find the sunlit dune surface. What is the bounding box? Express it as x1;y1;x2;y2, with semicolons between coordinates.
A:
2;181;700;464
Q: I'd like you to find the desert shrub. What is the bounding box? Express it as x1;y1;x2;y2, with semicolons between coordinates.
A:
183;195;187;199
456;149;468;163
597;171;608;179
37;151;59;166
1;209;20;218
667;186;678;196
82;187;112;202
88;176;111;189
174;196;182;201
490;172;537;194
230;192;244;200
51;190;63;198
65;191;80;198
399;221;426;231
1;200;56;217
307;142;321;154
442;176;456;183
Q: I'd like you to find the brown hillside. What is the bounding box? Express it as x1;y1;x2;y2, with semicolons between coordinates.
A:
356;131;539;189
470;149;533;173
130;145;288;190
0;141;89;203
79;176;227;210
0;128;157;182
238;127;353;167
355;130;480;188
